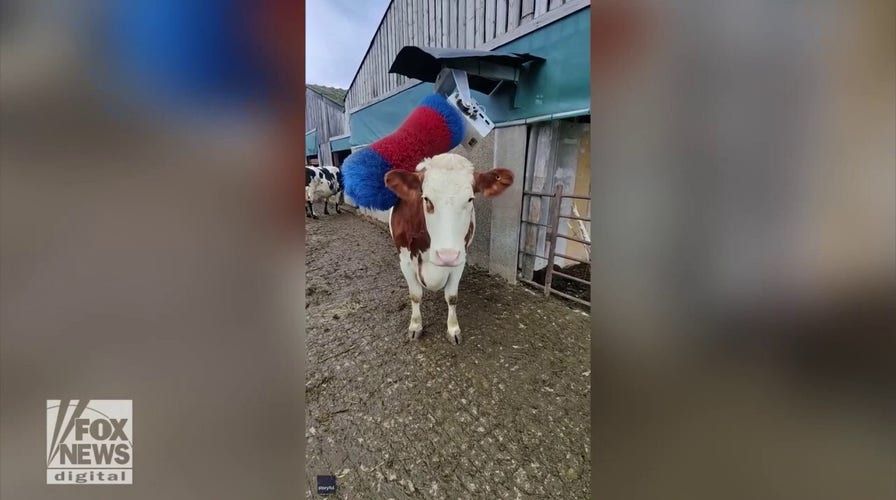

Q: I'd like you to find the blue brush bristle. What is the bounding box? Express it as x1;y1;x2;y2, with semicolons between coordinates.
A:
420;93;466;149
342;148;397;211
341;93;467;211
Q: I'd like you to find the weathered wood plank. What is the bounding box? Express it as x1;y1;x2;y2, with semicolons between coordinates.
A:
421;0;427;46
384;17;391;89
496;0;507;37
520;126;541;278
400;0;406;53
508;0;521;30
374;36;382;97
431;0;442;47
388;6;396;88
383;7;391;89
380;21;387;93
449;0;457;48
360;50;367;104
549;0;563;10
404;0;410;47
360;51;367;103
465;0;475;48
426;0;439;47
535;0;548;18
475;0;485;47
398;0;407;86
416;0;423;48
457;0;466;48
381;10;389;90
367;39;379;98
521;0;535;22
361;70;366;104
431;0;437;46
485;0;496;43
408;0;415;46
441;0;449;47
395;2;403;84
369;39;376;99
378;23;384;94
345;79;354;110
421;0;432;47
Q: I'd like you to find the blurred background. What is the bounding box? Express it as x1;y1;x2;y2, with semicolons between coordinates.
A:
591;1;894;499
1;1;305;499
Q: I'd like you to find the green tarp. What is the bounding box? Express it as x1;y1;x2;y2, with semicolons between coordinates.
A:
305;129;317;157
329;135;352;152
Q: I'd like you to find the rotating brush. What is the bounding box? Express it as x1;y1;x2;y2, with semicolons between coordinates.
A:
342;93;466;211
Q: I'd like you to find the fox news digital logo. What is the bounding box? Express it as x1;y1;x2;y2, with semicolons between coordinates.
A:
46;400;133;485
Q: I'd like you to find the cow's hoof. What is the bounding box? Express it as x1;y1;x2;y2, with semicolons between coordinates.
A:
447;329;462;345
408;326;423;340
312;215;319;219
408;319;423;340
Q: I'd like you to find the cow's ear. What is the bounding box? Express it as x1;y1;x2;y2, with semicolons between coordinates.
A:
474;168;514;196
385;170;423;200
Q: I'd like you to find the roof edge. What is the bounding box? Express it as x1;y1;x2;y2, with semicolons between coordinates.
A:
344;0;395;102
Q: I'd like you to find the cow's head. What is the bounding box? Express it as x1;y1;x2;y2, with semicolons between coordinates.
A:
385;153;513;267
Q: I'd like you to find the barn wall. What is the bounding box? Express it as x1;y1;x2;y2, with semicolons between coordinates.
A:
344;0;590;113
305;88;346;164
340;1;592;283
344;6;590;148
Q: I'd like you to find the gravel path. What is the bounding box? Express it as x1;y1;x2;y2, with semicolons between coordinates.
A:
305;210;591;499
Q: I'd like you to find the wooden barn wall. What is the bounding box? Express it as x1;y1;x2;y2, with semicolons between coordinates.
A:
305;89;346;164
344;0;587;112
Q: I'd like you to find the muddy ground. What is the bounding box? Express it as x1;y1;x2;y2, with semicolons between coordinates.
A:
305;208;591;499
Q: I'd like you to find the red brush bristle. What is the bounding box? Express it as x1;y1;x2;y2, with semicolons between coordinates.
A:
370;106;453;172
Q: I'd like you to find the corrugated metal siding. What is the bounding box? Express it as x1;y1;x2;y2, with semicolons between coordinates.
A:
305;88;346;163
345;0;587;112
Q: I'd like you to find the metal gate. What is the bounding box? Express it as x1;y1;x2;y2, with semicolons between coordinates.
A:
517;183;591;307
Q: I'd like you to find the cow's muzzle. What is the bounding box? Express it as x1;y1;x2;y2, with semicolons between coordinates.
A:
433;249;461;267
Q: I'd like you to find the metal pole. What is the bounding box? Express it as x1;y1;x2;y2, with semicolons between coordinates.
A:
543;184;564;297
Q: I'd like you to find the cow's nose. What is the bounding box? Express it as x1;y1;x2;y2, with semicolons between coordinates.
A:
435;249;460;265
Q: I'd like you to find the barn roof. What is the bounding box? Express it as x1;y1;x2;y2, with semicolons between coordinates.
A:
307;84;347;106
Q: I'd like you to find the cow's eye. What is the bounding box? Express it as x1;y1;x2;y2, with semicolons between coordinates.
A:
423;197;434;213
468;197;474;203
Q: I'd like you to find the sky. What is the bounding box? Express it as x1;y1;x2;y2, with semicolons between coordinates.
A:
305;0;393;89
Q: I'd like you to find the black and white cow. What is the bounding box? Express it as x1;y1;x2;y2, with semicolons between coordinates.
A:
305;166;344;218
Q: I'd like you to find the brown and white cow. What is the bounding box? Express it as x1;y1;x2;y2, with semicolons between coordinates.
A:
384;153;513;344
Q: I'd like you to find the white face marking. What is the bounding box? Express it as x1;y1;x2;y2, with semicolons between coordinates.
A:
417;154;476;266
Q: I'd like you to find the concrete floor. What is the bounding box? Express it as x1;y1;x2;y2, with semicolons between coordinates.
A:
305;209;591;499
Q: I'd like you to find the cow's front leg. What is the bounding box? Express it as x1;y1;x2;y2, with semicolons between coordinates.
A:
399;254;424;340
323;197;330;215
334;193;342;214
306;200;317;219
444;265;464;344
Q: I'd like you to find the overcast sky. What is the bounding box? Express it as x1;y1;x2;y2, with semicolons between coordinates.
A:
306;0;392;89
